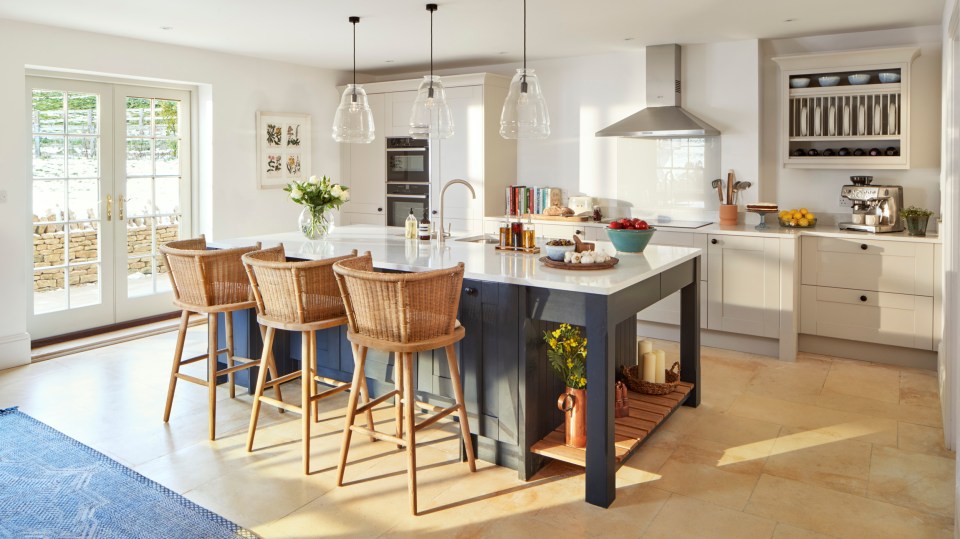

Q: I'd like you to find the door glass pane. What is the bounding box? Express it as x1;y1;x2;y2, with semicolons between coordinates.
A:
67;93;98;135
154;139;179;176
67;137;98;178
124;95;184;299
34;137;65;178
126;97;151;136
126;139;152;176
69;263;101;308
125;177;153;217
67;179;99;223
32;88;102;315
33;91;64;133
34;268;66;314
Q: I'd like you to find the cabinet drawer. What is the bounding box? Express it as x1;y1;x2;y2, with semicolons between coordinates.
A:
584;226;606;242
649;230;695;247
540;223;574;239
636;280;708;329
801;237;934;296
800;284;933;350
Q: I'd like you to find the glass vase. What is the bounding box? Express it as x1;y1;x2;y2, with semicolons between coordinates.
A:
904;214;930;237
299;206;334;240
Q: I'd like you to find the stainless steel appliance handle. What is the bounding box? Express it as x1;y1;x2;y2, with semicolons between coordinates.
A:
386;147;427;152
386;194;428;199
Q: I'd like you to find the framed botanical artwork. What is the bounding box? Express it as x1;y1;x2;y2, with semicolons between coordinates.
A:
256;111;311;189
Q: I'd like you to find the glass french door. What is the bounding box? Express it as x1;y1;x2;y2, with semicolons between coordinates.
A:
27;77;192;340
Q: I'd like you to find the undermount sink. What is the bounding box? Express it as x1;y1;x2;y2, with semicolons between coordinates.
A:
455;235;499;244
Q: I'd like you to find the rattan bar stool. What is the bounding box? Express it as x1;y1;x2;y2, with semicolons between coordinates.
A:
242;246;376;475
332;254;476;515
160;235;274;440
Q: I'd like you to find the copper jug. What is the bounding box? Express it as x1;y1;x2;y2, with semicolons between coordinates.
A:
557;387;587;448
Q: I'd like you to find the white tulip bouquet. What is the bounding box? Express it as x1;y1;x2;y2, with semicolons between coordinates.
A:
285;175;350;239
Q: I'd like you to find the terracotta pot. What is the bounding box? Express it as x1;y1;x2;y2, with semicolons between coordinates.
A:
557;387;587;448
719;204;738;225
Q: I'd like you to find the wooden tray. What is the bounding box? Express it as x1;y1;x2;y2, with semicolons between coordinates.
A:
539;256;619;270
495;245;541;254
521;214;590;222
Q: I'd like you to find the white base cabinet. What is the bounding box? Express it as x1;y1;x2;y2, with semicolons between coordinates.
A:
708;235;782;339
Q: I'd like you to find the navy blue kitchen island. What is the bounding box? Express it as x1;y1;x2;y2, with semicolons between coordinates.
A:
213;225;701;508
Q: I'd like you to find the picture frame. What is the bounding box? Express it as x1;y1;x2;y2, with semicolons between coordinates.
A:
256;111;311;189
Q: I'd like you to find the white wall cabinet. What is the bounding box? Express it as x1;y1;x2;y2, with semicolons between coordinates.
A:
708;234;782;339
773;47;919;169
339;92;386;225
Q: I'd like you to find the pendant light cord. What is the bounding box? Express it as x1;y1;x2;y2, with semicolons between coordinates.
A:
521;0;528;92
429;5;435;93
350;16;359;102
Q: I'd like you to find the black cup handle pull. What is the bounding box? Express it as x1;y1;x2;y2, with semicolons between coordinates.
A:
860;244;868;250
860;295;867;302
464;287;478;296
711;238;719;245
377;207;383;213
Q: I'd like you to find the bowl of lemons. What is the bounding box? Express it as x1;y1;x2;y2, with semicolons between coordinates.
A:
778;208;817;228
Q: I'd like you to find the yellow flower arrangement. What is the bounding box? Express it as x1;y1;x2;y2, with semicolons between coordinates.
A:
543;323;587;389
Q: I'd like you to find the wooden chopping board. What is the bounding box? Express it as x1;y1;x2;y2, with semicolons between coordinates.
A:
522;214;590;222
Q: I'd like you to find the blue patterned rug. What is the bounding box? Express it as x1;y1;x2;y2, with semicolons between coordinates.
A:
0;407;257;538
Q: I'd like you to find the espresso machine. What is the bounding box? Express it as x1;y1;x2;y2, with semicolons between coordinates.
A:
838;179;904;233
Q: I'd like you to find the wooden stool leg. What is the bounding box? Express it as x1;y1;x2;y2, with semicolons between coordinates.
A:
393;352;403;448
302;331;313;475
260;324;284;412
163;310;190;422
445;345;477;472
225;311;235;399
247;326;275;452
353;346;376;443
309;332;318;424
402;352;418;515
337;342;367;486
207;313;218;441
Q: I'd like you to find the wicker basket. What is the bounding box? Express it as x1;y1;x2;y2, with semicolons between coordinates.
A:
620;361;680;395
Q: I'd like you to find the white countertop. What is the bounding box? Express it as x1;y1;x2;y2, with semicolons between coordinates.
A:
211;225;702;296
494;216;941;244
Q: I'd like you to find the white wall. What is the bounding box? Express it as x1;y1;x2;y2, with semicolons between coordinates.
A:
383;40;761;219
760;26;942;215
0;18;347;367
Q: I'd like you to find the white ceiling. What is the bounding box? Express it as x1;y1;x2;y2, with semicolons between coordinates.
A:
0;0;943;75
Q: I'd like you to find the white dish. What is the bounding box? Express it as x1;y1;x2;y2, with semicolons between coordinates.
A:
814;103;821;136
858;103;865;135
828;103;836;136
843;104;851;136
800;103;808;137
790;77;811;88
878;72;901;83
874;102;881;135
848;73;871;85
888;102;897;134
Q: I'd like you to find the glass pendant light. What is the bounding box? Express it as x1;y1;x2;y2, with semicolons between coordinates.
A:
332;16;375;143
500;0;550;139
409;3;454;139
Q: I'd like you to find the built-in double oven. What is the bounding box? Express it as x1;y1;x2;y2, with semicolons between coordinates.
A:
385;137;430;227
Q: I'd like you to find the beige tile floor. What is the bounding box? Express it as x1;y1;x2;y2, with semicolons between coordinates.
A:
0;330;954;538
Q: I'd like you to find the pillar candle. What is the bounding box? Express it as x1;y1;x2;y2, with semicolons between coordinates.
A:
655;349;666;383
642;352;657;383
638;339;653;356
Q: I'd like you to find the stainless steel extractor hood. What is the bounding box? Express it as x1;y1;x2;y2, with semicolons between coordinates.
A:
596;44;720;138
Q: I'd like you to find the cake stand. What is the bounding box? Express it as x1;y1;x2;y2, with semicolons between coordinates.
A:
747;208;779;230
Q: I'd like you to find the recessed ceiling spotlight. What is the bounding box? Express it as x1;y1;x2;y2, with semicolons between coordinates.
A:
160;26;173;30
624;37;635;41
498;51;509;55
385;60;395;63
784;18;796;23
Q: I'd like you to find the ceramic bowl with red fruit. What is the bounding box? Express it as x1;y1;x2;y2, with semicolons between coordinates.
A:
606;218;656;253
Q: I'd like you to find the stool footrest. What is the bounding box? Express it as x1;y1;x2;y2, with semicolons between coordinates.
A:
258;395;302;414
174;373;207;386
311;382;351;401
356;390;399;414
180;353;209;366
414;404;460;432
313;375;349;388
266;371;302;387
218;360;259;376
349;425;404;446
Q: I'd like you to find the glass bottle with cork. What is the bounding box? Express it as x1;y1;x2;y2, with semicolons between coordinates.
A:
418;209;431;241
499;216;512;248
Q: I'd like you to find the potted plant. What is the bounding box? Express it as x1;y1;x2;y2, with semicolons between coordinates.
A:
544;323;587;448
285;175;350;240
901;206;934;237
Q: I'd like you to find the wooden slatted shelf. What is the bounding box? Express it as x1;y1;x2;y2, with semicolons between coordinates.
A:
530;382;693;468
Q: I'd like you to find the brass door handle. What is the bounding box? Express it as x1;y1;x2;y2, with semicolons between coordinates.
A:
106;195;113;221
118;197;124;220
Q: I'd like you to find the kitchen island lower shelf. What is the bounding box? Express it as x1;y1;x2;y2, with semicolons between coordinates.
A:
530;382;694;467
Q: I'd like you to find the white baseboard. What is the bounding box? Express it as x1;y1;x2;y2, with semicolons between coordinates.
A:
0;332;31;371
799;334;937;370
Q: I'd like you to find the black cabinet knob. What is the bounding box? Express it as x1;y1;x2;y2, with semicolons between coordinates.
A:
860;244;868;250
575;229;582;235
860;295;867;302
464;287;478;296
377;207;383;212
432;210;438;215
711;238;719;245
